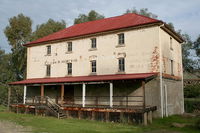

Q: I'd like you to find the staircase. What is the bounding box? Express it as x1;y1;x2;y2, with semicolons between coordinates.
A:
35;96;66;119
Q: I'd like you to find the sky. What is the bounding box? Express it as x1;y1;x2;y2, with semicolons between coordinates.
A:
0;0;200;53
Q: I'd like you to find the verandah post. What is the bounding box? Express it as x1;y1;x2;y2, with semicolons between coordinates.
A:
142;80;146;109
61;84;64;105
41;84;44;103
82;83;86;107
23;85;27;104
109;82;113;108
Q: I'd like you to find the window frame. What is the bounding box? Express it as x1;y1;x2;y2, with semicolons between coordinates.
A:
46;64;51;77
91;60;97;73
170;37;173;50
67;42;72;52
170;59;174;75
67;63;72;75
118;33;125;45
91;38;97;49
118;58;125;72
46;45;51;55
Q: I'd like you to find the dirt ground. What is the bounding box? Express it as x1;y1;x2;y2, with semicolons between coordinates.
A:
0;121;32;133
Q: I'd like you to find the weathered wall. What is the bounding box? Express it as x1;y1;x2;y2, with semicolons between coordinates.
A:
160;29;182;77
26;26;160;79
145;78;161;117
162;79;184;115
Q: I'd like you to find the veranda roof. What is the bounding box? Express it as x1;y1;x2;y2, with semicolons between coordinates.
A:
9;73;157;85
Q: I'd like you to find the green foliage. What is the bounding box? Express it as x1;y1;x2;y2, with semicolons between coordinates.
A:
125;8;158;19
4;14;32;49
194;35;200;57
74;10;104;24
195;118;200;129
31;19;66;41
184;98;200;113
184;85;200;98
4;14;32;80
181;33;196;72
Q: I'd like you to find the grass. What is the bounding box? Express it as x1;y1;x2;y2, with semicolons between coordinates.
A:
0;108;199;133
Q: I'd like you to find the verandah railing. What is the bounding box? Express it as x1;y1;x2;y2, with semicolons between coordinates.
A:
25;96;144;108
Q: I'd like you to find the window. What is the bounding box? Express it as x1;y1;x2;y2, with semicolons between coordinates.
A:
46;65;51;77
91;60;96;73
118;33;124;45
170;37;173;50
67;63;72;75
170;60;174;75
118;58;125;72
47;45;51;55
67;42;72;52
91;38;96;49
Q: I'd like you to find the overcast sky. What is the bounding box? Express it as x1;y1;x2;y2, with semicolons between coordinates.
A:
0;0;200;53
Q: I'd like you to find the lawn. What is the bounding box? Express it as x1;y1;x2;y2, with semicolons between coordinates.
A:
0;106;199;133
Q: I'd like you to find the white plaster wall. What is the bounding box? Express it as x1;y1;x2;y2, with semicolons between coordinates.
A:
160;29;182;77
27;26;160;79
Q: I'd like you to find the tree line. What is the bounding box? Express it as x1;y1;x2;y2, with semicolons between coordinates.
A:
0;9;199;105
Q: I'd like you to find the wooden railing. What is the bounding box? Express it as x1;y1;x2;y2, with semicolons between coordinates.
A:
25;95;144;108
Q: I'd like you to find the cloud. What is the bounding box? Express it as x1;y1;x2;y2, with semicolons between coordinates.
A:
0;0;200;53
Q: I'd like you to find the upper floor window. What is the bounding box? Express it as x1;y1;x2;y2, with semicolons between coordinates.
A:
91;38;96;49
118;58;125;72
170;60;174;75
67;63;72;75
67;42;72;52
118;33;125;45
47;45;51;55
91;60;96;73
46;65;51;77
170;37;173;50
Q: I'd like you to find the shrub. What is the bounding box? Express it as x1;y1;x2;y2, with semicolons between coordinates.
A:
195;118;200;129
184;85;200;98
184;99;200;113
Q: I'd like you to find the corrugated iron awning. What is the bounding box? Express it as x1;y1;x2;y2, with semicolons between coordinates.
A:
9;73;157;85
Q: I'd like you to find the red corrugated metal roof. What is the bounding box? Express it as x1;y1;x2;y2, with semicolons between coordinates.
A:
9;73;157;85
24;13;161;46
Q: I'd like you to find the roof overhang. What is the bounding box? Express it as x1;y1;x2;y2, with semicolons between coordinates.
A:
9;73;158;85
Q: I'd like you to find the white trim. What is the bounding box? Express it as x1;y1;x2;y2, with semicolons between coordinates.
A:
110;82;113;108
159;25;164;118
164;84;168;117
82;83;86;107
23;85;27;104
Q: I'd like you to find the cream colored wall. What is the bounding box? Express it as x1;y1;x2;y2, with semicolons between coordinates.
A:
27;26;160;79
160;29;182;77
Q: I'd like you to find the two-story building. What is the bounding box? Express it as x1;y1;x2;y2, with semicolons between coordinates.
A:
10;13;184;124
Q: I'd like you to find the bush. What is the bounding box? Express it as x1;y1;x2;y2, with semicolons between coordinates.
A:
184;85;200;98
184;98;200;113
195;118;200;129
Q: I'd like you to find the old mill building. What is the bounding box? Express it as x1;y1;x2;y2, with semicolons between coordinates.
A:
10;13;184;124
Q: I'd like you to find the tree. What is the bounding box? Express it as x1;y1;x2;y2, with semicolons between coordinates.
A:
74;10;104;24
125;8;158;19
31;19;66;41
181;33;196;72
194;35;200;57
0;48;12;105
4;14;32;80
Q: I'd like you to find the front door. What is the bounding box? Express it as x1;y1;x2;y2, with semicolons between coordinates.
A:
64;85;74;104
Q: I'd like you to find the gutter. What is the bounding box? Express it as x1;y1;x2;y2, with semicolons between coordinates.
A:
159;24;164;118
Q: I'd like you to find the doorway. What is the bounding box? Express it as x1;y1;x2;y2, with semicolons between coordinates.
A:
64;85;74;104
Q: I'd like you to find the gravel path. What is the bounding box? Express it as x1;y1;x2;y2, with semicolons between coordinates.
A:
0;121;32;133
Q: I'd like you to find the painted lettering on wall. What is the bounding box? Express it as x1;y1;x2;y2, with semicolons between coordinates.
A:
45;59;78;65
